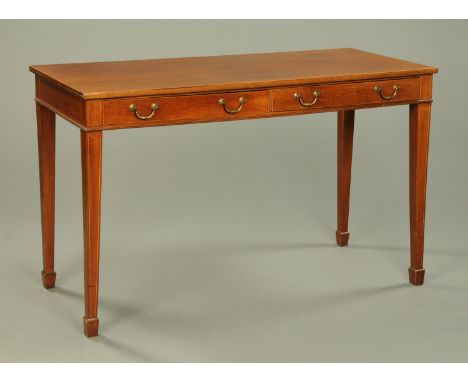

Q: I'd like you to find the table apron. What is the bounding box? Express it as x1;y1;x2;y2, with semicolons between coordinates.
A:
34;75;433;132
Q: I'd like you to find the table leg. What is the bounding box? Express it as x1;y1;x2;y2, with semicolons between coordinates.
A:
81;130;103;337
336;110;355;246
409;102;432;285
37;103;57;289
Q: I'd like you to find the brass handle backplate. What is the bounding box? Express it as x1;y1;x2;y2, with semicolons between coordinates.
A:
129;103;159;120
374;84;400;100
218;97;246;114
293;91;320;107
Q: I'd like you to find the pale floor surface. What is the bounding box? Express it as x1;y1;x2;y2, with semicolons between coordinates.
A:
1;19;468;363
2;113;468;362
1;212;467;362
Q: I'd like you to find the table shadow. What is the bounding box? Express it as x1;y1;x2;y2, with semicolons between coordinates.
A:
95;335;165;362
45;239;464;362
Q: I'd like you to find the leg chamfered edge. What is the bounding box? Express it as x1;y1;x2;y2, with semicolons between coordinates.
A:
335;230;350;247
408;267;425;286
41;270;56;289
83;317;99;337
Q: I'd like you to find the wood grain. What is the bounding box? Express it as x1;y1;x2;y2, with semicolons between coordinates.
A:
29;48;437;99
102;90;270;126
409;102;432;286
336;110;355;247
87;97;433;132
35;77;83;126
272;77;421;112
31;49;437;337
81;131;103;337
37;103;57;289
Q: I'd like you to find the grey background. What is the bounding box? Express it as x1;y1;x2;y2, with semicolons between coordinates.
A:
0;20;467;362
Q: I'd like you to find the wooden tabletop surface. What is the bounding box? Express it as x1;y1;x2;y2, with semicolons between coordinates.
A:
30;48;437;100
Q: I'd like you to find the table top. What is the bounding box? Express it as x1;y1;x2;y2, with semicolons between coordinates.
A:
30;48;437;100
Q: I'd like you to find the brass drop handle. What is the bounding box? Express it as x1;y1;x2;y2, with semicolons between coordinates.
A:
218;97;246;114
374;84;400;100
129;103;159;120
293;91;320;107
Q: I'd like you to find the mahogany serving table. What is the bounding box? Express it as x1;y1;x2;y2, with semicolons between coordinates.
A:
30;48;437;337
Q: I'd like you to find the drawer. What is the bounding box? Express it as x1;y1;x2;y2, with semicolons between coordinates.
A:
102;90;270;126
272;77;421;112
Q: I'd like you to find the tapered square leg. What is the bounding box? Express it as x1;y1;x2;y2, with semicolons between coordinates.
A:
37;103;57;289
336;110;355;247
81;131;103;337
409;102;431;286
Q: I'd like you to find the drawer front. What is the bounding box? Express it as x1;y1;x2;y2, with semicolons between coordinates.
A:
102;90;270;126
272;77;421;112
